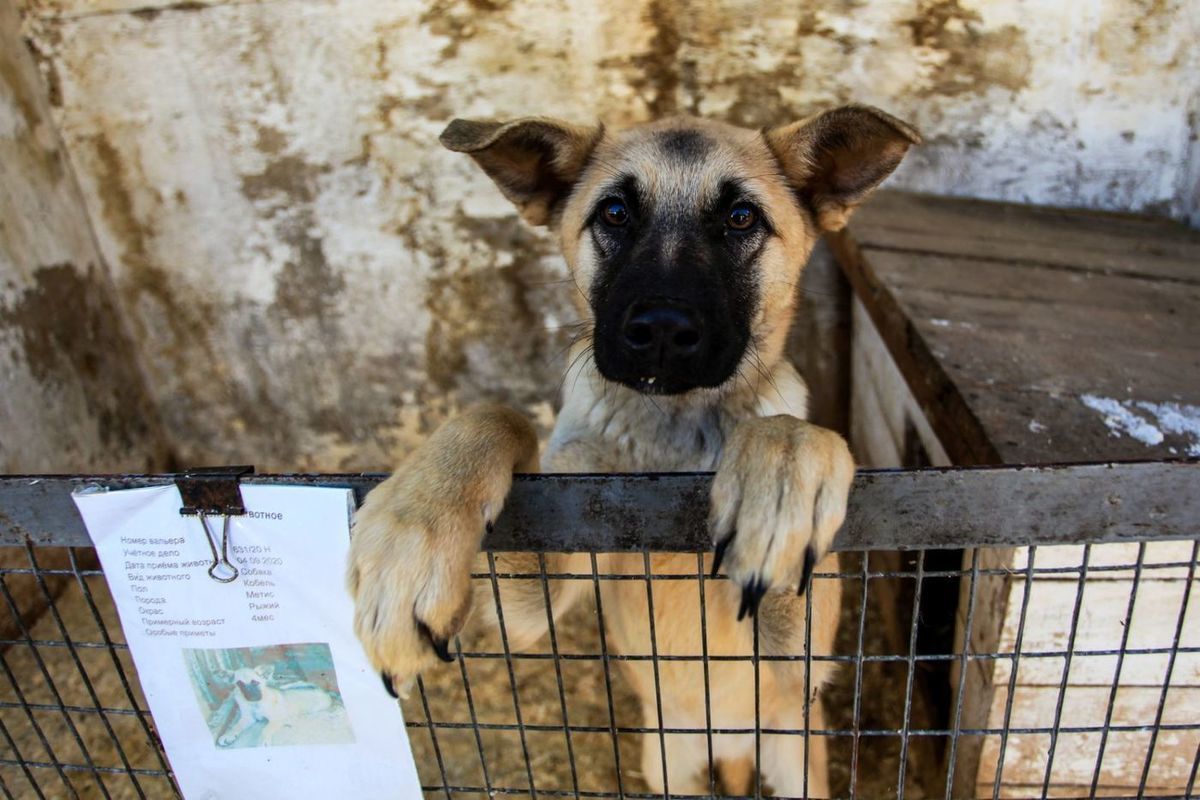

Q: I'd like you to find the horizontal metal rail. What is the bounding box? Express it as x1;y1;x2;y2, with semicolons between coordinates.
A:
0;459;1196;550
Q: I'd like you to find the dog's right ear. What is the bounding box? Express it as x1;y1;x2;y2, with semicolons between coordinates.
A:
440;117;604;226
765;105;921;232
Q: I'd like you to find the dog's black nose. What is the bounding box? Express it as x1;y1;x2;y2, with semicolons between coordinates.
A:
622;302;703;360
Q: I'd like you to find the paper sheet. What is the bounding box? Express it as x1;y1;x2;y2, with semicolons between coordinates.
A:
73;484;421;799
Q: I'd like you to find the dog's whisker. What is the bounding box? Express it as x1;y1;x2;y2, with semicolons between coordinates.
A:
562;342;597;398
548;332;592;367
542;319;591;333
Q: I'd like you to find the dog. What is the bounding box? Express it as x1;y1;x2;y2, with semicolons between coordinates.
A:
215;665;339;747
347;106;919;796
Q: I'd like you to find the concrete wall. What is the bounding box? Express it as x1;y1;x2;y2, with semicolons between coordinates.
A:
0;0;167;472
5;0;1198;470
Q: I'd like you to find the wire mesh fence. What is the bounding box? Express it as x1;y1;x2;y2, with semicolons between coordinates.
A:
0;466;1197;799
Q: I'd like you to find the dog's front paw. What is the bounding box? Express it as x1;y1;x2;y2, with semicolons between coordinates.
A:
709;415;854;619
348;480;480;698
346;406;537;697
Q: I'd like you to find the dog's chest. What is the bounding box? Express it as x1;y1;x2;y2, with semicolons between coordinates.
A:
546;357;810;473
546;401;738;472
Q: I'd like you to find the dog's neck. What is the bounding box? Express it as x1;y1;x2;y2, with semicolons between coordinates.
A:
543;345;809;473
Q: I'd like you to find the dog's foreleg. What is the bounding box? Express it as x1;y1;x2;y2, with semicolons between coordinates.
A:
258;718;285;747
762;696;831;799
216;705;258;747
347;405;539;695
470;552;591;651
640;728;709;796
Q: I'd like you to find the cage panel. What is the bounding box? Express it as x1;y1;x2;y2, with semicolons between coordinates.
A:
0;470;1195;799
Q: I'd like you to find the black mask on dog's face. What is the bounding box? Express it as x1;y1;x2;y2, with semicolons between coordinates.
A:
585;168;761;395
236;679;263;702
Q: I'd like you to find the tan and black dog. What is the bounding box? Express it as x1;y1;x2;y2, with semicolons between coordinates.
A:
347;106;919;796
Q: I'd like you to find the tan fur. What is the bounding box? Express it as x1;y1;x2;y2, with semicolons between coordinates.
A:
348;106;918;795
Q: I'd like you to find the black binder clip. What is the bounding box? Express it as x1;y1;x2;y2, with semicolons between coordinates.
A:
176;466;254;584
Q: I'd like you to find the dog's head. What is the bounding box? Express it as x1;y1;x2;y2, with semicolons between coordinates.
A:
226;665;273;701
441;107;919;396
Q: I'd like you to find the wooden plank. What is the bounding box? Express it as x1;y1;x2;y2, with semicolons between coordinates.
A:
854;249;1200;465
889;289;1196;398
827;227;1002;465
990;577;1200;688
850;343;904;467
1013;541;1196;579
850;298;950;468
996;652;1200;695
866;248;1200;309
852;191;1200;284
789;239;852;436
975;722;1200;795
985;685;1200;730
948;544;1019;799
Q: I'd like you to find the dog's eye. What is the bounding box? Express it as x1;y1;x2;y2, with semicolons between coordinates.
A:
600;199;629;227
726;203;758;232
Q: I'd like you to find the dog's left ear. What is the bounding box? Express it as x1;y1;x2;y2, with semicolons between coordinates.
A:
765;105;921;232
440;117;604;226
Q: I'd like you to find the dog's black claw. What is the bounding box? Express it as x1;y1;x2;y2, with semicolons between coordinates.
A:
433;639;454;662
750;577;768;617
417;619;456;663
711;530;736;578
737;576;769;621
797;545;817;597
381;671;398;699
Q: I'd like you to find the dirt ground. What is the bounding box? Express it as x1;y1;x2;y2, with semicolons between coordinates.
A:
0;549;935;799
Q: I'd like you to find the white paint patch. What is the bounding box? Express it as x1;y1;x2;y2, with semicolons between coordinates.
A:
1080;394;1200;455
1136;400;1200;456
1080;394;1164;447
930;318;952;327
1028;419;1047;433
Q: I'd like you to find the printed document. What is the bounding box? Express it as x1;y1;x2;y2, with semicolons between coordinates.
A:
73;484;420;799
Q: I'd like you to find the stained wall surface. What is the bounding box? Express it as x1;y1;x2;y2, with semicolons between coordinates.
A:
6;0;1199;469
0;0;167;472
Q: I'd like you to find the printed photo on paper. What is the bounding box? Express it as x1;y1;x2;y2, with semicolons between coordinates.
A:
183;642;355;749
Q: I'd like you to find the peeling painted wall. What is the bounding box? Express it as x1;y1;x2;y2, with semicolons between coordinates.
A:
0;0;167;472
7;0;1200;470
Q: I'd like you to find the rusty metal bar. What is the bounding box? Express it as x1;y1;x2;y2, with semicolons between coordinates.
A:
1;459;1197;551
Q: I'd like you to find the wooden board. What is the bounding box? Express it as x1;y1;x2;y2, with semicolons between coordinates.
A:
850;297;950;469
789;239;852;435
831;192;1200;467
850;191;1200;285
